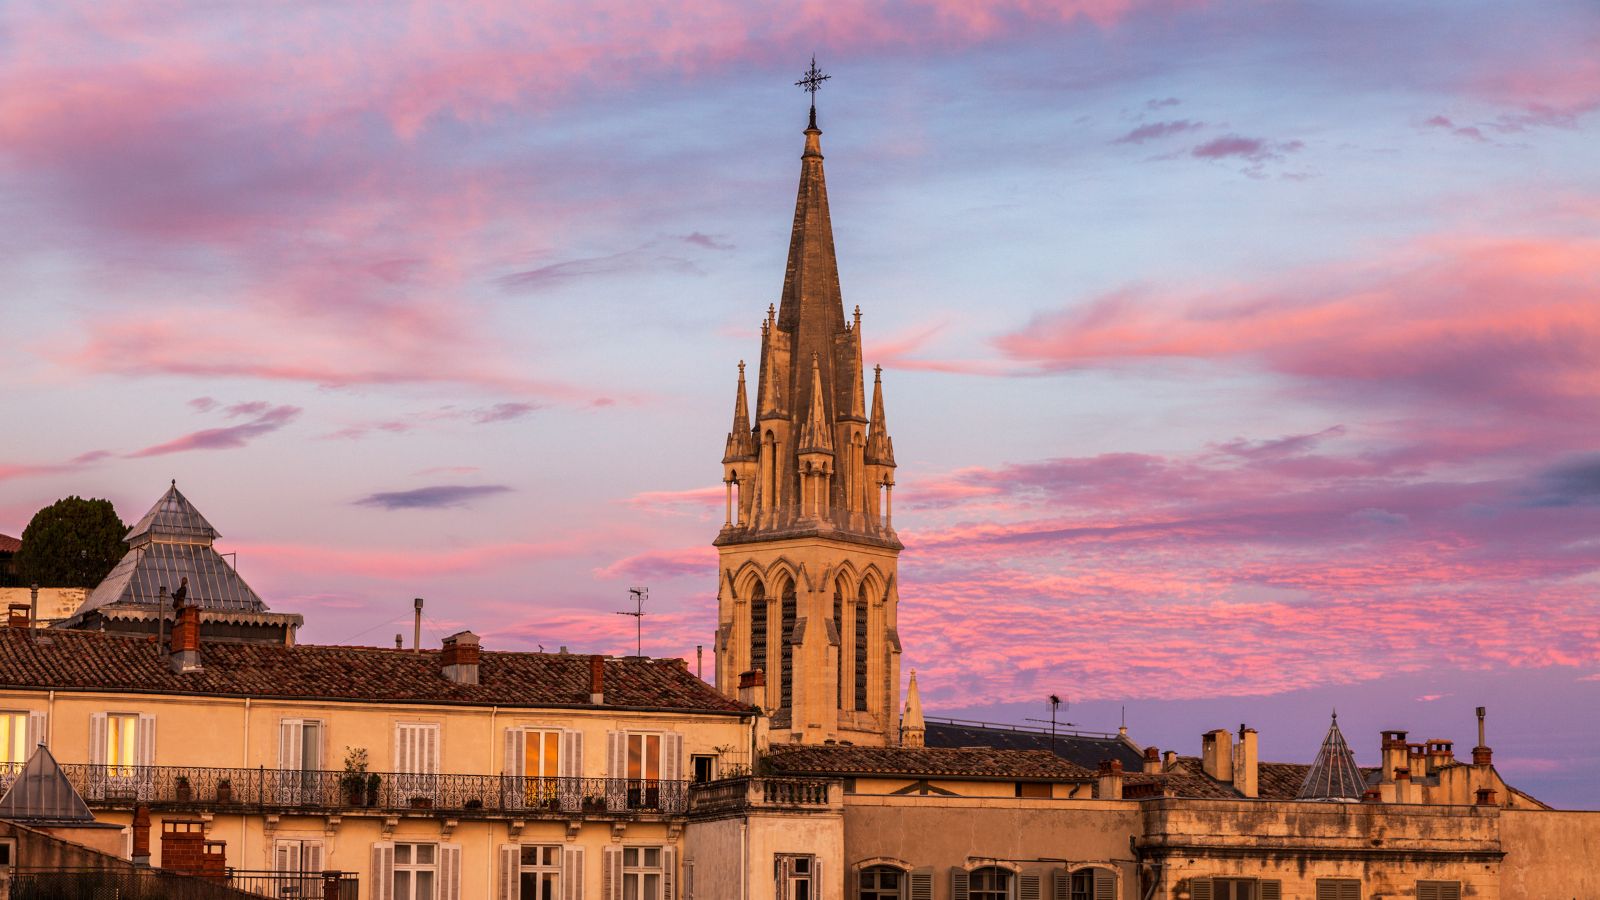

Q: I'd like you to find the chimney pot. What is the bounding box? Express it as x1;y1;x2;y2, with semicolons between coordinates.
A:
738;669;766;708
589;654;606;704
1472;745;1493;766
168;604;203;673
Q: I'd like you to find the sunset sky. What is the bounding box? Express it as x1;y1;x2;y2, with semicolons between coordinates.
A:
2;1;1598;804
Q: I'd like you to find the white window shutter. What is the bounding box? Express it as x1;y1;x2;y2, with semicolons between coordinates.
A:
280;720;303;770
563;845;585;900
26;711;45;751
602;845;622;900
950;868;969;900
606;732;626;811
136;714;156;766
1093;868;1115;900
274;841;293;873
504;728;523;776
684;859;694;900
498;844;519;900
1052;870;1068;900
662;847;676;900
305;842;323;875
440;843;463;900
910;868;933;900
305;722;324;770
371;842;395;900
662;733;683;783
395;724;409;773
1020;872;1041;900
562;730;584;778
426;725;440;775
811;858;820;900
89;713;106;764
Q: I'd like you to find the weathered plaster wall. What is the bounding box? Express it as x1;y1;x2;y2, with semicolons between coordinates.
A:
1498;808;1600;898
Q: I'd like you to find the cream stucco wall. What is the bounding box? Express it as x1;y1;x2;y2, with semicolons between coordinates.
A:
1497;808;1600;898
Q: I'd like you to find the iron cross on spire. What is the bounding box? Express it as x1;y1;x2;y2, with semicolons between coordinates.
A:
796;55;830;128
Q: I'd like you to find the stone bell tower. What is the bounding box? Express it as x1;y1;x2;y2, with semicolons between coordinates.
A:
713;84;903;746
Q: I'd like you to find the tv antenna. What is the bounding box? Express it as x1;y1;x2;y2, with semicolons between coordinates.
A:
616;587;648;657
1025;694;1075;754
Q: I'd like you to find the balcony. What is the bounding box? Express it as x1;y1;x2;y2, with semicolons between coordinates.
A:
687;777;840;816
11;765;691;818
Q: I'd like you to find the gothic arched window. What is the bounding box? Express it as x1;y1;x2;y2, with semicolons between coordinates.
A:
834;580;846;709
854;585;869;711
779;578;797;711
749;582;767;681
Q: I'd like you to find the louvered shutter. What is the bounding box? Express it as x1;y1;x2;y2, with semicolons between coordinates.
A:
136;714;156;765
1052;870;1069;900
498;844;519;900
602;845;622;900
910;867;933;900
274;842;295;873
951;867;969;900
1442;883;1460;900
89;713;107;763
564;845;585;900
777;856;791;900
425;725;440;775
305;843;323;876
662;732;683;782
1019;872;1041;900
371;842;395;900
440;843;463;900
662;846;676;900
280;721;303;769
1094;868;1115;900
606;732;626;812
684;859;693;900
560;730;584;812
1316;881;1335;900
504;728;525;810
25;711;45;750
1189;878;1211;900
1259;880;1281;900
1418;884;1437;900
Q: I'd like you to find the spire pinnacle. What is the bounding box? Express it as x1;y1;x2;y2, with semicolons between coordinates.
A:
901;669;926;747
724;361;755;462
798;352;833;453
866;364;894;467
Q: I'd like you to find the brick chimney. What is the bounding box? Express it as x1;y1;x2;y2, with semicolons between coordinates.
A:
1097;759;1124;800
169;603;202;673
589;654;605;705
1201;729;1233;783
1381;730;1409;782
1472;706;1493;767
1233;726;1259;799
1142;746;1162;775
1162;750;1177;770
440;631;480;685
7;604;29;629
1394;766;1414;804
738;669;766;708
161;820;207;874
1425;740;1454;770
131;805;151;866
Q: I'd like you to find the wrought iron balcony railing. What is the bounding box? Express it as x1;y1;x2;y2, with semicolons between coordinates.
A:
24;764;690;816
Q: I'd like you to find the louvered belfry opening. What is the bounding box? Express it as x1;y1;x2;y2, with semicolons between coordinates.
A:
1297;713;1369;800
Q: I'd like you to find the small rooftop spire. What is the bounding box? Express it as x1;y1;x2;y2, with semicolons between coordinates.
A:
901;669;925;747
1297;710;1368;800
866;364;895;466
798;352;834;453
723;361;755;462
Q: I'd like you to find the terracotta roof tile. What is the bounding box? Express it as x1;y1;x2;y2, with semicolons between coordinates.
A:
0;628;748;714
765;745;1092;780
0;535;20;554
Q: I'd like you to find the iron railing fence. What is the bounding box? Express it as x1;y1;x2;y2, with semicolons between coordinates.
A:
10;765;689;816
7;867;261;900
225;869;357;900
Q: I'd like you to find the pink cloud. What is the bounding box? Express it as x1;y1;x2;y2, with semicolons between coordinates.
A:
126;404;301;458
1115;119;1205;144
596;546;718;581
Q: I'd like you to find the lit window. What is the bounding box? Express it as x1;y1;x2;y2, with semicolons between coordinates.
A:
0;712;28;769
394;842;437;900
107;713;139;774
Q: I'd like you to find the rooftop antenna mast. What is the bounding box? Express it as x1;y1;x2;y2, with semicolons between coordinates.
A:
1026;694;1075;754
616;587;648;657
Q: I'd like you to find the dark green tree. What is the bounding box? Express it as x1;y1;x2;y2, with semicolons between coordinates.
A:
13;496;128;587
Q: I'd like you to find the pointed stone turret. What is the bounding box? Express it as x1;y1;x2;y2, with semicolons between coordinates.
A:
723;361;756;463
1298;712;1369;800
865;365;895;467
798;354;834;453
900;670;925;748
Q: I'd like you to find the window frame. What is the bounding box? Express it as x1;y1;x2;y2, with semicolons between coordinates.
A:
623;845;667;900
969;865;1014;900
393;841;439;900
516;844;562;900
857;862;908;900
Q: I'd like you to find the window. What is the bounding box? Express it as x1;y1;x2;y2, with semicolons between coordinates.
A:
750;583;767;680
1215;881;1255;900
522;729;561;806
278;719;323;803
0;712;29;771
859;864;905;900
394;842;437;900
1417;883;1461;900
1316;879;1360;900
1015;782;1050;798
89;713;153;791
692;754;716;783
624;846;665;900
779;581;797;710
777;854;815;900
854;587;869;710
1071;870;1093;900
107;714;139;773
970;867;1013;900
519;845;561;900
394;722;440;803
1067;868;1115;900
273;839;324;898
834;584;845;709
628;732;661;807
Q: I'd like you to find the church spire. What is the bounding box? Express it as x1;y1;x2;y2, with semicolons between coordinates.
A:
901;670;925;748
798;353;834;453
865;365;895;467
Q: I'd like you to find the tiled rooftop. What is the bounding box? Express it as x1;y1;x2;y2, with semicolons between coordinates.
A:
0;534;20;554
0;628;749;714
764;745;1094;780
924;719;1145;771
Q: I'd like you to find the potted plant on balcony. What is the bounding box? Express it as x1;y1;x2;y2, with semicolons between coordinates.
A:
341;747;369;807
174;775;192;803
215;778;232;804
